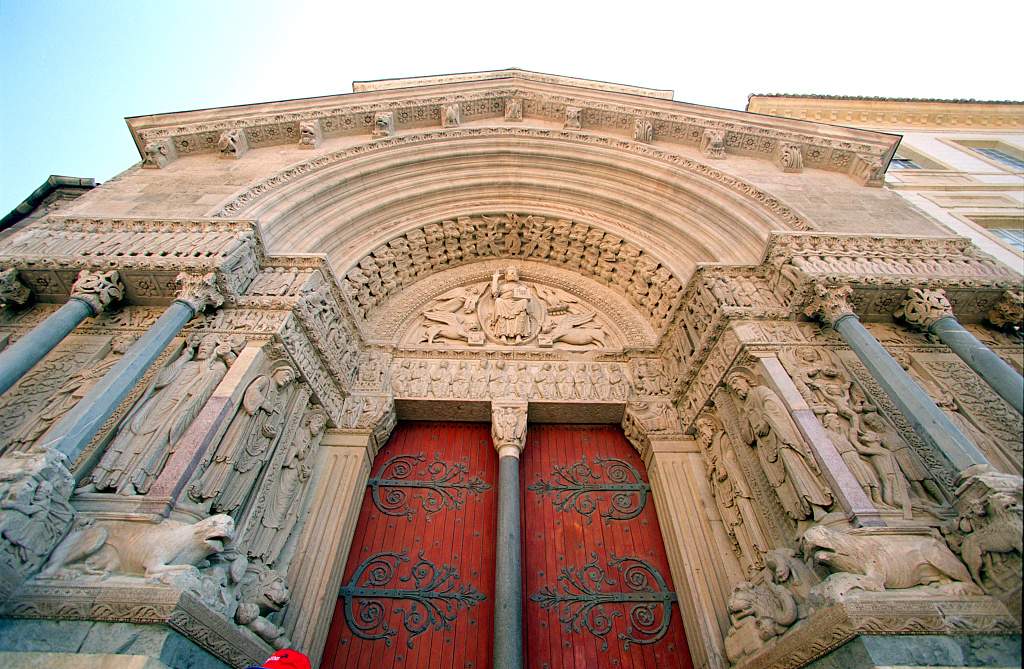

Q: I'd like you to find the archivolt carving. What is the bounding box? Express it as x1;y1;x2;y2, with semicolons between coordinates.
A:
377;259;653;348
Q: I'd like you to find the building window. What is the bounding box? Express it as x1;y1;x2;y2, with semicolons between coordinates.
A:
972;147;1024;171
967;215;1024;253
890;157;922;170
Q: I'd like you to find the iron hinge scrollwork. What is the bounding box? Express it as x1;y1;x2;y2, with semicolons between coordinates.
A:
367;452;491;519
528;455;651;523
338;551;486;648
530;553;677;651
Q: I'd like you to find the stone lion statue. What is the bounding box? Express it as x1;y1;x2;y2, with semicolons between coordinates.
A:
802;524;981;600
39;514;235;580
236;563;291;649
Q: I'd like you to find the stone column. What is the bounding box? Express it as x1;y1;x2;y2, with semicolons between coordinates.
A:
0;270;124;396
755;355;886;527
38;272;223;462
644;436;733;669
805;282;987;473
491;401;527;669
282;429;375;668
896;288;1023;415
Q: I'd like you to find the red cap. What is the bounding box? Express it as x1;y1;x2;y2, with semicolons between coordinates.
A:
256;649;312;669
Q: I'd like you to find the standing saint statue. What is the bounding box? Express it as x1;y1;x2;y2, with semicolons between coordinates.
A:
488;267;538;343
86;335;238;496
727;372;834;521
243;408;326;565
189;365;296;515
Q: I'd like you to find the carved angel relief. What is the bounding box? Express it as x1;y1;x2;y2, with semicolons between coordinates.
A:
409;267;612;349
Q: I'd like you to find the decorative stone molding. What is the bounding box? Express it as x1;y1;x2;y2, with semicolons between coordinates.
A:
803;282;855;326
442;103;461;128
141;138;177;169
491;401;527;458
0;268;30;307
777;142;803;173
894;287;955;331
699;128;725;159
217;129;248;159
988;290;1024;329
175;272;225;314
211;127;816;232
297;119;322;149
372;111;394;138
564;106;582;129
504;97;523;122
69;269;125;315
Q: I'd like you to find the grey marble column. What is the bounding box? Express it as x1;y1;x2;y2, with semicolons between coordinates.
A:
0;270;124;396
896;288;1023;415
491;401;527;669
38;272;223;462
806;282;988;473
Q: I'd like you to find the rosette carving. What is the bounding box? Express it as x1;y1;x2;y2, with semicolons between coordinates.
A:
894;287;954;330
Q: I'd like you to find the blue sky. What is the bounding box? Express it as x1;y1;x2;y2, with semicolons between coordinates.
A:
2;0;1022;215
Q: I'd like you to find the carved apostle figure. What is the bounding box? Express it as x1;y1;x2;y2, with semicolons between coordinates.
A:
488;267;538;343
244;409;326;565
822;413;883;505
190;366;296;514
87;335;238;496
859;411;944;507
727;372;833;521
6;335;136;455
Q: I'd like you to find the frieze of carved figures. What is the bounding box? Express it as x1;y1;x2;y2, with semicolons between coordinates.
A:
621;399;682;457
80;334;244;496
218;129;248;159
243;267;312;298
294;279;360;386
142;139;177;168
633;117;653;143
0;450;76;595
943;465;1022;598
801;524;981;602
278;319;345;423
342;213;682;331
894;352;1021;476
297;119;322;149
372;111;394;138
564;106;582;130
391;359;629;402
70;269;125;315
2;335;136;456
240;406;326;567
0;268;30;307
777;143;803;173
632;358;671;396
337;394;394;431
188;364;298;515
410;268;612;349
699;128;726;159
725;371;834;523
695;415;769;577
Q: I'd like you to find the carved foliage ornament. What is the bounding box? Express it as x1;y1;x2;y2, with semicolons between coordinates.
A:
0;268;31;306
894;287;955;331
70;270;125;315
987;290;1023;329
803;282;855;326
176;272;226;314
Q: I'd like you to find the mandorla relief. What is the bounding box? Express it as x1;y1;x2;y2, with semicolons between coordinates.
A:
409;266;611;349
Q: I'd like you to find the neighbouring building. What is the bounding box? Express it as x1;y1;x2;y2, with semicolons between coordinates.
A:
0;69;1020;669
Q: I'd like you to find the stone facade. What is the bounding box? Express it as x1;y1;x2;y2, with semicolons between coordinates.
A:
0;70;1020;669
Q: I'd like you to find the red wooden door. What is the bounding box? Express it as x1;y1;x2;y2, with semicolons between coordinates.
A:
522;424;692;669
322;422;497;669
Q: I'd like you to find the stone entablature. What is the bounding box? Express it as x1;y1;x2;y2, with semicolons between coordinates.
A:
128;76;898;186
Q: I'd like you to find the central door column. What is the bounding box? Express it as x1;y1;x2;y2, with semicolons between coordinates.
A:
491;401;528;669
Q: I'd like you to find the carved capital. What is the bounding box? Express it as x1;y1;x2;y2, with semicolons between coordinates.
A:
622;399;682;458
987;290;1023;329
803;282;856;326
175;272;225;314
894;287;955;331
69;269;125;315
491;401;527;458
0;268;31;307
